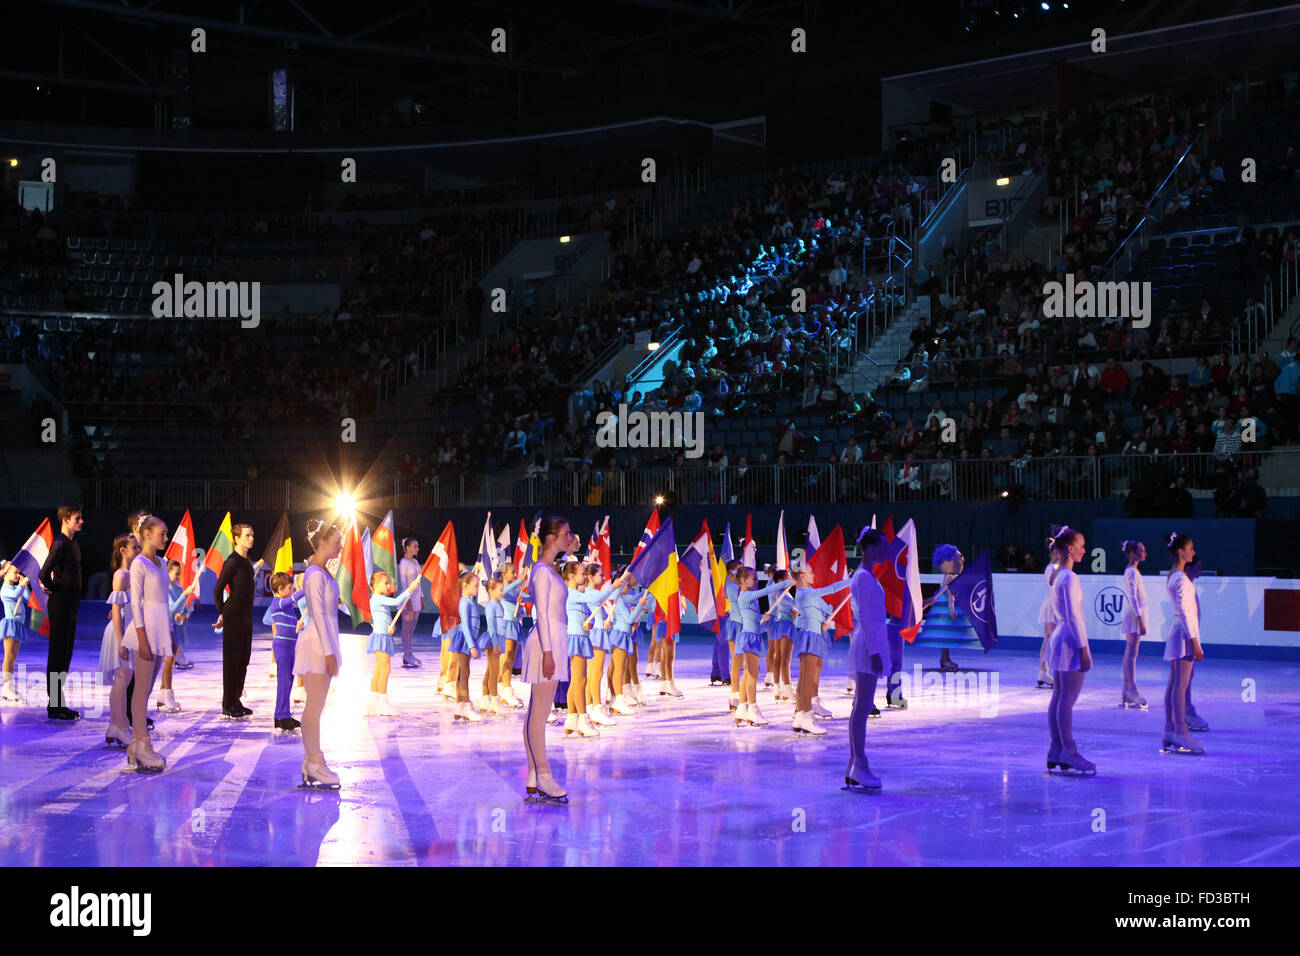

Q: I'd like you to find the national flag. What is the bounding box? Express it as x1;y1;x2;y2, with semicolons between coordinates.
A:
632;509;660;563
361;527;375;582
164;510;202;606
721;523;735;564
949;551;998;652
880;514;895;542
806;515;821;557
627;517;680;638
372;510;398;583
710;536;729;627
586;516;611;580
775;511;789;571
876;519;924;641
335;521;372;627
497;523;511;567
806;524;853;639
680;520;719;629
513;519;530;572
13;519;53;635
474;512;498;601
255;512;294;576
421;521;462;632
742;514;756;568
203;512;234;577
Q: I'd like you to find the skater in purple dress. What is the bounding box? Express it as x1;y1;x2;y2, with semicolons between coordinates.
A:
1161;533;1205;755
126;515;175;773
1044;525;1096;775
845;527;891;792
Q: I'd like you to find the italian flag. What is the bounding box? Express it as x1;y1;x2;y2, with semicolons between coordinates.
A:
335;520;371;627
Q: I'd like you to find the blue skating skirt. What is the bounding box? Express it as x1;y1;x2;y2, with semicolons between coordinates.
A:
449;629;482;656
566;632;593;659
609;628;634;652
481;629;503;650
736;630;768;655
366;630;397;656
591;624;612;652
768;619;795;641
793;628;828;659
725;619;742;645
0;618;30;643
500;621;522;645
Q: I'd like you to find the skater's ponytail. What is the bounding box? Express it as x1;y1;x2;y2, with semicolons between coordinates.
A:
1046;524;1079;554
855;526;886;551
306;518;339;552
110;533;133;573
1166;531;1191;557
1121;539;1143;556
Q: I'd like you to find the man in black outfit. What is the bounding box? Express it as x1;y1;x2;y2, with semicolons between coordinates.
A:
214;523;256;718
38;503;84;721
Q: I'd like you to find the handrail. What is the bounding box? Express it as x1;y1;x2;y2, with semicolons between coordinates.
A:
1095;137;1200;282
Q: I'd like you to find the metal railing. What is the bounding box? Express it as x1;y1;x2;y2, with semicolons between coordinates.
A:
6;449;1295;510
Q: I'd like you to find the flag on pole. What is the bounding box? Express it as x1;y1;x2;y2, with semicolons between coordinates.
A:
680;520;719;630
361;527;375;583
372;510;398;583
721;522;735;564
497;523;511;567
742;514;756;568
12;519;53;636
880;514;895;542
806;515;821;557
633;509;660;563
256;512;294;576
474;512;499;601
626;517;680;638
876;519;924;641
164;510;203;607
949;551;998;652
336;521;372;627
775;511;789;571
586;516;611;580
421;522;462;632
203;512;234;577
513;519;530;572
807;524;853;639
711;533;729;624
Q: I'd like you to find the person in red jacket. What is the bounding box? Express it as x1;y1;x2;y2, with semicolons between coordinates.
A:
1099;357;1129;395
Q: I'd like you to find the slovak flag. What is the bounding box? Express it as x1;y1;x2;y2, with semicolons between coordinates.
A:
875;518;924;641
12;519;53;635
774;511;789;571
742;514;756;568
680;520;719;631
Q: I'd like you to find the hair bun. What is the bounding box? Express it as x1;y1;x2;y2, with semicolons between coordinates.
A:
1167;531;1179;545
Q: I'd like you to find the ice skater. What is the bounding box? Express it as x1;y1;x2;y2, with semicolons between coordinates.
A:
166;560;197;672
583;562;621;719
1;562;33;703
790;566;849;734
1119;539;1149;709
607;575;649;715
397;537;423;668
519;516;578;803
724;560;743;711
762;569;795;702
125;515;175;773
296;519;344;789
452;570;486;722
929;545;964;673
562;561;627;737
214;522;257;720
845;526;892;792
732;567;794;727
1161;533;1205;755
262;572;303;733
97;533;138;747
480;576;508;714
365;570;420;716
1043;525;1095;775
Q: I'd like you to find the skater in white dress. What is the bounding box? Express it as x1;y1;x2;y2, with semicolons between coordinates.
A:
1161;533;1205;755
295;519;344;788
1119;540;1149;709
126;516;174;772
98;533;139;748
1043;525;1095;775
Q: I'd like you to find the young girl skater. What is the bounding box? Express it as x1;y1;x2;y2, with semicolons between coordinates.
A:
296;519;344;789
155;561;199;714
790;567;850;734
519;516;578;802
126;515;175;772
1044;525;1096;775
1161;533;1205;755
98;533;139;748
584;563;619;721
452;570;485;722
496;563;527;708
732;568;795;727
1120;539;1149;709
481;577;508;714
563;561;627;737
845;527;892;792
366;570;420;716
725;560;743;712
1;563;32;703
607;577;649;715
263;572;303;732
1036;557;1059;689
762;569;796;702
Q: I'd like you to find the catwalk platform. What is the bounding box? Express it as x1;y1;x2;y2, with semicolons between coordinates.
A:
2;622;1298;867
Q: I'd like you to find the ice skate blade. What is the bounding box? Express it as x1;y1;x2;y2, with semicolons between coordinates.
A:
298;777;341;790
1036;679;1053;689
131;761;165;775
1119;701;1148;710
1159;744;1204;755
1057;764;1097;776
842;780;881;793
524;792;568;804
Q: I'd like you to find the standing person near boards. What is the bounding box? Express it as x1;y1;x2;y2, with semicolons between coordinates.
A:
39;503;84;721
214;523;256;719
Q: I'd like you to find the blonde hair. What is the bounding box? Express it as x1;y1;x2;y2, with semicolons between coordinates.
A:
134;513;165;544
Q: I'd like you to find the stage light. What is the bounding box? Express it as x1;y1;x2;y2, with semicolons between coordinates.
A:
559;235;571;243
647;341;661;351
331;492;358;525
1000;490;1010;498
1041;2;1050;10
6;159;16;167
654;495;665;506
997;177;1011;186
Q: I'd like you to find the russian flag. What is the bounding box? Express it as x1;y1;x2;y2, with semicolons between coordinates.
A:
13;519;53;636
774;511;789;571
627;517;680;638
680;520;718;630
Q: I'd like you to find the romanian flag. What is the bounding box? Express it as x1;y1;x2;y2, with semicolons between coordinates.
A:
627;517;680;638
742;514;756;568
257;512;294;575
421;521;461;632
13;519;53;636
164;510;202;606
807;524;853;639
372;510;398;583
335;520;372;627
204;512;234;577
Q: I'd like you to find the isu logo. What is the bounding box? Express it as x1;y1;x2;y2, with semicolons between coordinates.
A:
969;582;990;623
1093;587;1126;626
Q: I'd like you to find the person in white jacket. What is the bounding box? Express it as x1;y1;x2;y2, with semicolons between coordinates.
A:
1119;539;1150;709
295;519;344;789
1161;533;1205;755
1044;524;1096;775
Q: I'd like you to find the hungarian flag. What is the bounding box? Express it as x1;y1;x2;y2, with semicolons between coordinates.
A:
12;519;53;636
372;510;398;583
742;514;756;568
949;550;998;652
774;511;789;571
421;521;461;632
257;512;294;575
875;518;924;641
586;515;611;580
627;517;680;638
807;524;853;639
164;510;202;606
204;512;234;577
335;520;372;627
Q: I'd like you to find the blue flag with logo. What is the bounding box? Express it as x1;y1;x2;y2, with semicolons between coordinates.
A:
948;550;997;652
